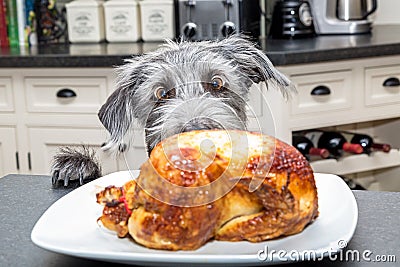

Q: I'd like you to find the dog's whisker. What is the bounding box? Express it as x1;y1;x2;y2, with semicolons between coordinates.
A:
145;125;164;135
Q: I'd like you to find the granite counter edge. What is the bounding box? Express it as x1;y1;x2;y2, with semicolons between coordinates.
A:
1;44;400;67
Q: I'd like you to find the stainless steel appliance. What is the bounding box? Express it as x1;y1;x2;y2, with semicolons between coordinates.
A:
309;0;377;34
337;0;377;21
269;0;315;39
176;0;261;40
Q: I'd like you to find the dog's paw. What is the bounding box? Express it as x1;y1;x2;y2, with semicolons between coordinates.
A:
51;146;102;187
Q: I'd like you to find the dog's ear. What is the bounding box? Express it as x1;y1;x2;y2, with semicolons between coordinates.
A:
98;87;130;151
98;60;143;151
209;35;296;98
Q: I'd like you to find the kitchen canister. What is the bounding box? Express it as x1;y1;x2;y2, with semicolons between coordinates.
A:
103;0;141;42
138;0;175;41
65;0;105;43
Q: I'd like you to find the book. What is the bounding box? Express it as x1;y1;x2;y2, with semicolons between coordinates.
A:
25;0;37;45
16;0;25;46
0;0;8;46
6;0;19;46
16;0;37;46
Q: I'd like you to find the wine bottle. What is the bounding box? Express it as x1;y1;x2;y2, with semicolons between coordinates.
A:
292;135;330;159
316;131;363;157
349;133;391;154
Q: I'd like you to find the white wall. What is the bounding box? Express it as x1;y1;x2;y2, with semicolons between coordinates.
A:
373;0;400;25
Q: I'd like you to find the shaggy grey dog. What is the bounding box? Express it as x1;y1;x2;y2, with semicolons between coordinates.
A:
51;35;295;187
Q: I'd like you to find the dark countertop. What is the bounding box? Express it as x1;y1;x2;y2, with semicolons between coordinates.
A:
1;25;400;67
0;173;399;267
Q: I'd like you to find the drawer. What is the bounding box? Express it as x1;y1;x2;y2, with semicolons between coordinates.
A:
24;77;108;114
28;127;119;175
0;77;14;112
290;70;353;116
365;65;400;107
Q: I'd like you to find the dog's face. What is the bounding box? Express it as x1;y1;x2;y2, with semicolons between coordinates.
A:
141;59;249;151
99;36;294;153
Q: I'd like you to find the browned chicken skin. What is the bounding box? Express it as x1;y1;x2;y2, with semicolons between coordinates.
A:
97;130;319;250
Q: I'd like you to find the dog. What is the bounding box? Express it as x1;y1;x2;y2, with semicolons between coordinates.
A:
51;35;295;187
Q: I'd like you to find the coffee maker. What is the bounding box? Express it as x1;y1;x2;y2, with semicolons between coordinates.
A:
176;0;261;41
308;0;377;34
269;0;315;39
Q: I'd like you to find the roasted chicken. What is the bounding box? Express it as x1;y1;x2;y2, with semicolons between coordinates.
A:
96;130;319;250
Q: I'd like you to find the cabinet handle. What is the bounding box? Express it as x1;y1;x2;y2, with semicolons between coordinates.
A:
28;152;32;171
382;77;400;87
56;88;77;98
311;85;331;96
15;152;20;170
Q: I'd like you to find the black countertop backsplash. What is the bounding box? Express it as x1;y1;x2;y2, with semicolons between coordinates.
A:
1;25;400;68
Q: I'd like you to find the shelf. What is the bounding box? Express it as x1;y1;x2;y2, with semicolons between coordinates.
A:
310;149;400;175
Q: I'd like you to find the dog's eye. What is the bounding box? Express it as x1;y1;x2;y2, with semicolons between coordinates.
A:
211;76;224;90
155;87;169;100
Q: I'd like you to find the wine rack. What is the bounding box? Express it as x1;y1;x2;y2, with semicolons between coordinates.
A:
296;120;400;178
259;54;400;192
310;150;400;175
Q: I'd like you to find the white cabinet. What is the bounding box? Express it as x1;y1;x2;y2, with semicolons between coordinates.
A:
0;74;18;175
24;76;108;114
0;68;126;177
267;55;400;191
365;65;400;107
289;70;353;116
0;77;14;112
28;127;118;175
1;55;400;192
0;127;18;175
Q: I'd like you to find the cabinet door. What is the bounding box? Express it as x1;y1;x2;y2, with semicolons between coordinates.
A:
28;127;119;176
0;127;18;176
116;129;148;171
247;83;277;137
0;77;14;112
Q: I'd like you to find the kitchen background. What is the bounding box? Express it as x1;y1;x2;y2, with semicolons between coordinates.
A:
1;0;400;192
3;0;399;45
58;0;400;41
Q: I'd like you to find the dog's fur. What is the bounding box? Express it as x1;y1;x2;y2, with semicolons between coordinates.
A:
51;35;295;187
